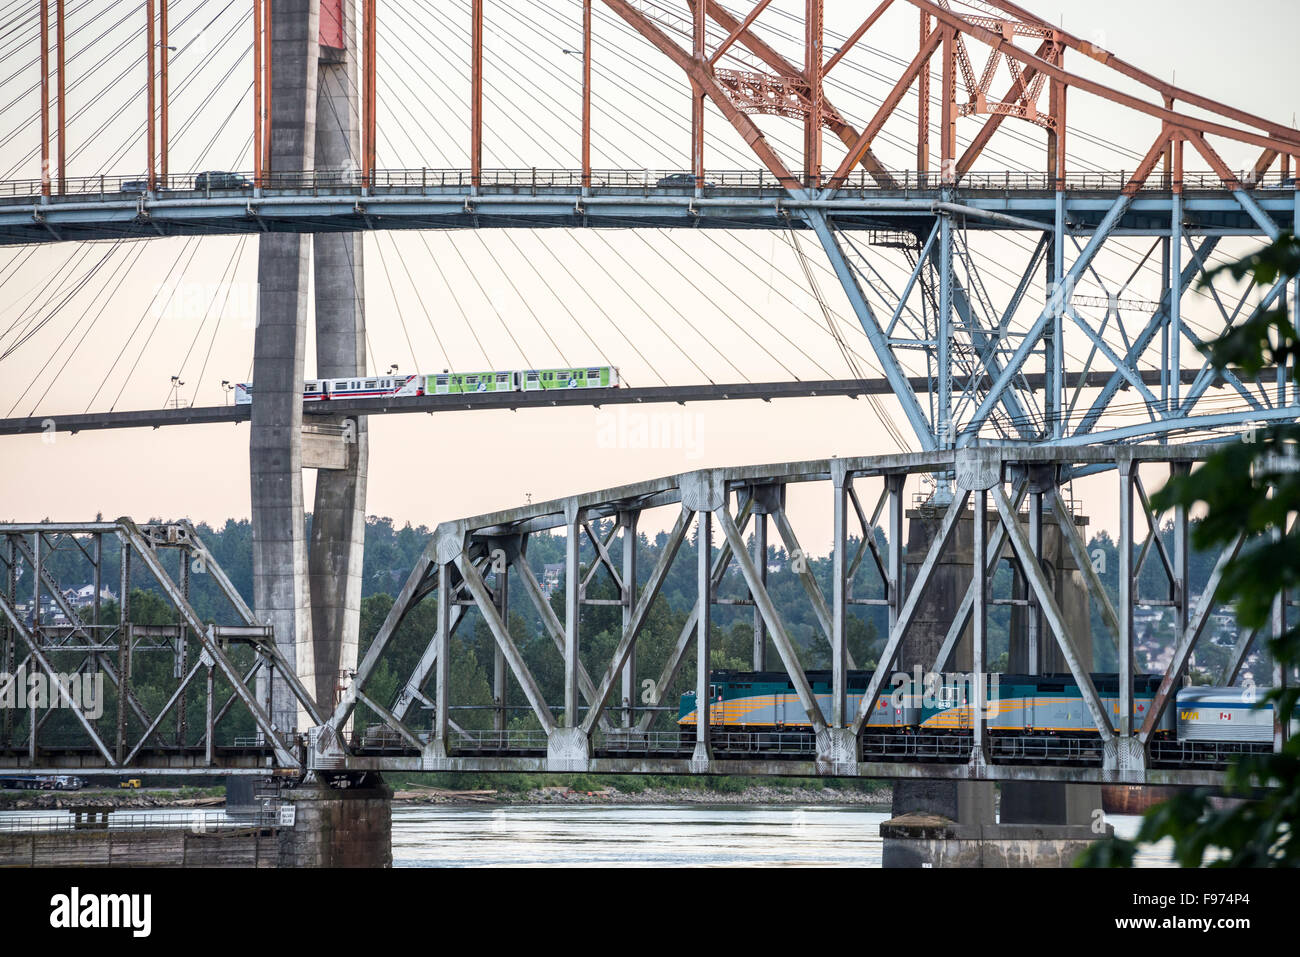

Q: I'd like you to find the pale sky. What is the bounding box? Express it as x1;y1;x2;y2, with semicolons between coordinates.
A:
0;0;1295;553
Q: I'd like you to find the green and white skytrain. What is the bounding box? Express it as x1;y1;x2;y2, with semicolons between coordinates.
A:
234;366;619;403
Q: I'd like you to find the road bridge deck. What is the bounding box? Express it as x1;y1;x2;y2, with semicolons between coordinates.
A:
3;169;1295;244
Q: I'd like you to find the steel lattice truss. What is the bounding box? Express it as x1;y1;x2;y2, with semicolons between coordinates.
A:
312;443;1292;787
0;520;320;775
595;0;1300;450
6;0;1298;448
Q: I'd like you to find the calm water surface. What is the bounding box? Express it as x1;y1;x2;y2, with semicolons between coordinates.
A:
392;804;1177;867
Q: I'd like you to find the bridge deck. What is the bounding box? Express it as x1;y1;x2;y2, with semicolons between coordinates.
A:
3;170;1294;244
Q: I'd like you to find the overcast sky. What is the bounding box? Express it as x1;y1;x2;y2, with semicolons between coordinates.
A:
0;0;1295;553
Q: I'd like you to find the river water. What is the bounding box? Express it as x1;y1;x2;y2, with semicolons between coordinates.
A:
392;804;1177;867
0;804;1177;867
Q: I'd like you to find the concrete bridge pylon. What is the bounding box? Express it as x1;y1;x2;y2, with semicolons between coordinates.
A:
252;0;366;730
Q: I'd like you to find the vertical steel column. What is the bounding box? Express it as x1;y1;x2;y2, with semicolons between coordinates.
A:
1048;188;1065;438
803;0;822;188
564;514;580;728
253;0;262;187
937;211;953;447
493;563;508;732
971;487;987;759
1273;527;1289;752
695;509;712;756
177;551;189;744
470;0;483;189
1170;138;1185;412
1291;182;1298;406
1160;236;1170;405
117;537;131;763
435;561;451;746
146;0;156;190
1117;459;1136;737
92;534;101;669
31;534;41;633
939;25;955;183
1161;96;1175;188
752;510;767;669
55;0;65;194
39;0;49;196
887;474;904;630
4;538;15;743
831;468;848;726
691;0;704;194
159;0;168;183
620;511;638;727
362;0;376;185
1027;488;1043;675
581;0;592;191
916;10;929;179
1044;73;1066;440
204;664;215;765
1171;462;1190;642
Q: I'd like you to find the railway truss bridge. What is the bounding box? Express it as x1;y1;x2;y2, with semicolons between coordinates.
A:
1;444;1290;789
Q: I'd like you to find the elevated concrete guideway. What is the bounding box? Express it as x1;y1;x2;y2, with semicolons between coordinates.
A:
0;369;1234;438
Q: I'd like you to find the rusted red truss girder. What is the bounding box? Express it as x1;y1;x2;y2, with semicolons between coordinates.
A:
586;0;1300;192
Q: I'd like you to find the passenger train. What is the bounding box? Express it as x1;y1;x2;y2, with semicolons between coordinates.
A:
233;366;620;404
679;670;1297;746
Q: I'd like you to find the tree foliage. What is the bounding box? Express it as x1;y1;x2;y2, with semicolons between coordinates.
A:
1079;232;1300;868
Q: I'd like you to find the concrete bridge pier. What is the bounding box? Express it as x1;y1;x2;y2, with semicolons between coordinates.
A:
252;0;367;728
308;0;368;718
277;774;393;868
251;0;320;731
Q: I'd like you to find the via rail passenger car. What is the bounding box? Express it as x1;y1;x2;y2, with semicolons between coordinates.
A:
679;670;1296;745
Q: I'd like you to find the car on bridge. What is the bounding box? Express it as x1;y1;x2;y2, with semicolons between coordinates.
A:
655;172;717;189
120;179;149;193
195;170;254;190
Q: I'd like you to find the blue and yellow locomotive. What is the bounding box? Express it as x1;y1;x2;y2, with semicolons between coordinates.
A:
677;670;1291;746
